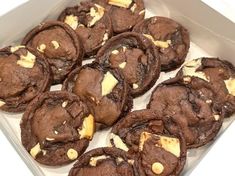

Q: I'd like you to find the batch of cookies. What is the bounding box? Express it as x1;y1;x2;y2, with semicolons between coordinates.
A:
0;0;235;175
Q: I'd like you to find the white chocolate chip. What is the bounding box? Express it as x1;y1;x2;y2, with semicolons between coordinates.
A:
182;59;209;82
119;62;127;69
143;34;171;48
0;100;6;107
54;130;59;135
78;24;85;28
78;114;95;139
30;143;41;159
46;137;55;141
130;3;137;13
42;150;47;156
101;33;109;46
139;132;151;151
10;45;25;53
122;46;127;52
139;9;145;15
128;159;135;165
116;157;124;164
206;99;212;104
108;0;132;8
67;148;78;160
183;76;191;83
37;44;46;53
62;101;68;108
51;41;60;49
110;133;129;152
111;50;119;55
152;162;164;175
214;114;220;121
101;71;118;96
64;15;78;30
88;4;105;27
63;121;67;125
17;51;36;68
224;78;235;96
133;83;139;89
90;155;109;166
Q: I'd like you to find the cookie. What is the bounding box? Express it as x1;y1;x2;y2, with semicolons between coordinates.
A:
133;16;190;71
148;76;223;148
177;57;235;117
69;147;139;176
62;62;133;129
110;109;186;176
20;91;95;166
93;0;145;33
0;46;51;112
58;1;113;56
96;32;161;97
22;21;84;84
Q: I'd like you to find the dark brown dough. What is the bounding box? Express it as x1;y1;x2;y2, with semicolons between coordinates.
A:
111;109;186;176
0;46;51;112
69;147;140;176
133;16;190;71
93;0;145;33
62;62;133;129
148;76;223;148
96;32;161;97
58;1;113;56
21;91;94;166
22;21;83;84
177;57;235;117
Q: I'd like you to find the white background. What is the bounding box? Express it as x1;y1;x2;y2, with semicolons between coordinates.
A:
0;0;235;175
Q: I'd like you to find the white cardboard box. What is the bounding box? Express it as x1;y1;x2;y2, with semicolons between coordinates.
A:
0;0;235;175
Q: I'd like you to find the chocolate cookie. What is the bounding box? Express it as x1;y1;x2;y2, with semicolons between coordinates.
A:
133;16;190;71
62;62;132;129
110;109;186;176
58;1;112;56
96;32;161;97
0;46;51;112
69;147;139;176
93;0;145;33
177;57;235;117
21;91;95;166
148;76;223;148
22;21;83;84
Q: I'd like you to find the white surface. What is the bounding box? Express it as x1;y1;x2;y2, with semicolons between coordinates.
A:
0;0;28;16
0;0;235;176
0;130;33;176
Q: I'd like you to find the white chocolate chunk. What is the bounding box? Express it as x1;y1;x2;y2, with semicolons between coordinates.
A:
67;148;78;160
130;3;137;12
110;133;129;151
17;51;36;68
183;76;191;83
101;33;109;46
30;143;41;159
37;44;46;53
119;62;127;69
42;150;47;156
133;83;139;89
101;71;118;96
108;0;132;8
182;59;209;82
64;15;78;30
155;135;180;158
122;46;127;52
0;100;6;107
62;101;68;108
214;114;220;121
78;114;95;139
112;50;119;55
51;41;60;49
139;9;145;15
143;34;171;48
90;155;109;166
116;157;124;164
88;4;105;27
152;162;164;174
139;132;151;151
46;137;55;141
128;159;135;165
224;78;235;96
206;99;212;104
54;130;59;135
10;45;25;53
